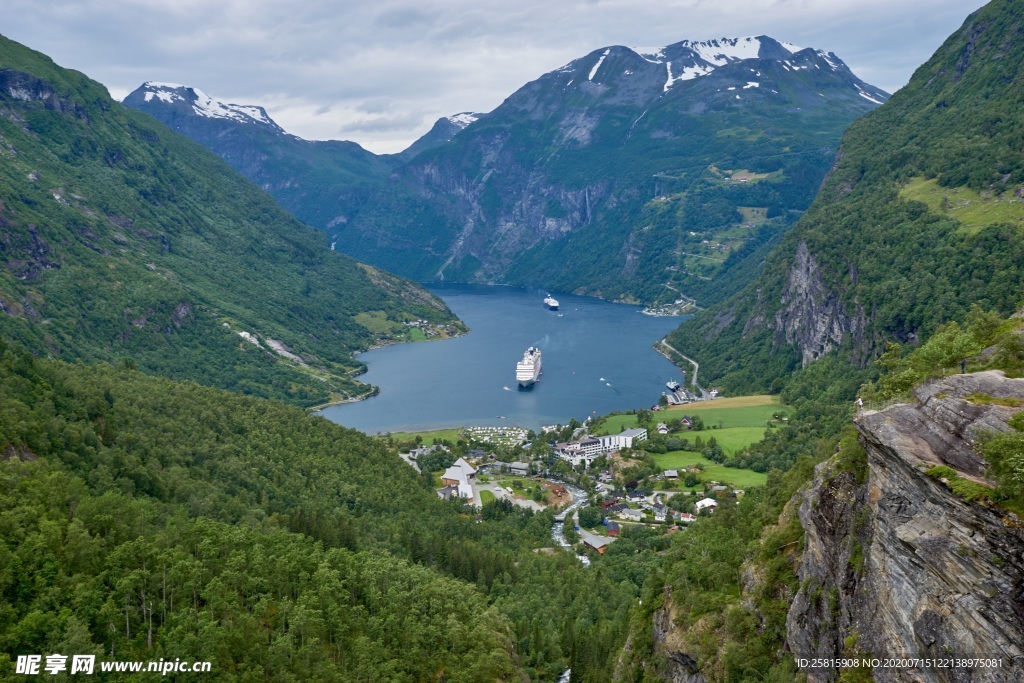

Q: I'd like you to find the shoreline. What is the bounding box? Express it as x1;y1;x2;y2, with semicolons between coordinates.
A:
309;326;471;413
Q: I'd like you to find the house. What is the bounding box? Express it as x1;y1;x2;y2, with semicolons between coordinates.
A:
606;521;620;536
677;513;697;523
695;498;718;513
467;449;485;458
441;458;478;487
583;536;614;554
509;461;530;476
711;485;728;494
626;489;648;502
408;443;449;459
664;469;678;479
599;427;648;452
653;504;667;522
619;508;643;522
436;484;460;501
657;422;669;435
436;484;473;503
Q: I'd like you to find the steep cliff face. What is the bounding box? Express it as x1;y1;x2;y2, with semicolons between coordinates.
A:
772;241;866;366
651;588;708;683
788;371;1024;682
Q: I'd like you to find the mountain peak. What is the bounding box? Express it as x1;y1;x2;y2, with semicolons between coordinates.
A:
127;82;285;133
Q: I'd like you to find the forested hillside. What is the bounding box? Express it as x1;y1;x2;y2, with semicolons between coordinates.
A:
0;34;460;407
0;336;663;681
667;0;1024;392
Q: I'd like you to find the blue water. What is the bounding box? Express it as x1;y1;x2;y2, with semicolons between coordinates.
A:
320;284;687;433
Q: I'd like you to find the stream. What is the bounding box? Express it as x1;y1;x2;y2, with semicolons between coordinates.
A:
548;481;591;567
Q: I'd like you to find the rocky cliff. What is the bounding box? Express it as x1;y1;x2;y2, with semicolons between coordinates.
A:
789;370;1024;682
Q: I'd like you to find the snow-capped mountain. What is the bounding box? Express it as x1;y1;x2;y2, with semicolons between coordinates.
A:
129;82;286;133
124;82;394;231
125;35;890;305
341;35;891;300
537;35;889;109
400;112;484;159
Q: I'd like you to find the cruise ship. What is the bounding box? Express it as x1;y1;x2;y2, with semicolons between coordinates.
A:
516;347;542;388
543;295;559;310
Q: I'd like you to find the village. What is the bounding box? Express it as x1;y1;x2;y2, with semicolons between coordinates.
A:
390;395;785;557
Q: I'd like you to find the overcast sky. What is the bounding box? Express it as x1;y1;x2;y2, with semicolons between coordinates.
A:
4;0;984;153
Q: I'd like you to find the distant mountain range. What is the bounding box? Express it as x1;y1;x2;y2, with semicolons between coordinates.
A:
125;35;888;305
0;34;460;406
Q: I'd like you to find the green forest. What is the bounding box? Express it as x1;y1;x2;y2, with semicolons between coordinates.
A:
0;335;678;681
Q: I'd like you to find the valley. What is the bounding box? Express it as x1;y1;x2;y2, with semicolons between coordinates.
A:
4;1;1024;681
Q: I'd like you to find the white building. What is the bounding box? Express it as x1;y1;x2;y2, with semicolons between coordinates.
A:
695;498;718;513
554;437;603;468
439;457;478;502
599;427;648;452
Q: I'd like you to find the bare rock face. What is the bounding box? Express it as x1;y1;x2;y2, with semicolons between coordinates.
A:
774;241;866;366
651;588;708;683
788;371;1024;682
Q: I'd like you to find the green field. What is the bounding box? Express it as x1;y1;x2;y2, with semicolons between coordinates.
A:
593;414;639;435
900;176;1024;235
706;426;775;455
666;396;786;429
386;428;463;444
478;490;496;505
652;451;768;488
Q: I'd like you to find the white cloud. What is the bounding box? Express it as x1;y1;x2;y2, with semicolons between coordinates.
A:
2;0;982;153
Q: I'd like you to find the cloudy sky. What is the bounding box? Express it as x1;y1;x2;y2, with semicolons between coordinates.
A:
5;0;984;153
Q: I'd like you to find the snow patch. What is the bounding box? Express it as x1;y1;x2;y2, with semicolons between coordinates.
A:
140;82;281;130
857;88;884;105
589;49;610;81
632;47;665;63
817;51;841;70
446;112;479;128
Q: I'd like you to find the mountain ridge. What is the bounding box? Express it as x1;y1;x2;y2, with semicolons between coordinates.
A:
0;33;460;406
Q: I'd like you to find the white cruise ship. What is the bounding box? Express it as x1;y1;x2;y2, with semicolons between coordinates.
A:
516;347;542;388
543;295;559;310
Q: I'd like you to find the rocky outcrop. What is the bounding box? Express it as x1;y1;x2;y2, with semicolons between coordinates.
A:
788;371;1024;682
0;70;92;119
774;241;866;366
652;588;708;683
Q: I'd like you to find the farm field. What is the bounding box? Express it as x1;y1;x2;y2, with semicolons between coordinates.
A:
666;395;786;428
652;451;768;488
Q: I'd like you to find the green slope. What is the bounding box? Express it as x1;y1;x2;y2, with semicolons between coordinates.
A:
667;0;1024;392
0;336;658;681
0;34;460;406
